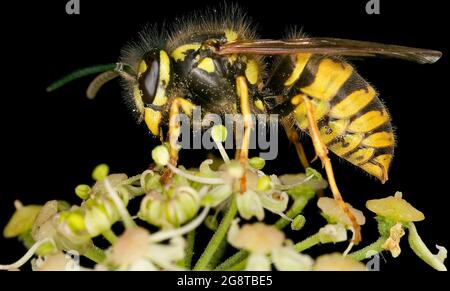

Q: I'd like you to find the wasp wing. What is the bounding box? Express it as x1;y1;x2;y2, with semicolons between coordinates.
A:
216;38;442;64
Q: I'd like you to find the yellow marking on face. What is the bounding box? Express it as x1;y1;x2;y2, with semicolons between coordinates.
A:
171;43;201;62
294;99;330;130
245;59;259;85
133;86;145;114
197;57;215;73
144;107;162;136
329;133;364;156
138;60;147;75
347;147;375;165
330;86;376;119
254;100;265;111
152;50;170;107
320;119;349;144
224;29;238;42
362;131;395;148
348;109;389;133
284;53;312;86
301;59;353;101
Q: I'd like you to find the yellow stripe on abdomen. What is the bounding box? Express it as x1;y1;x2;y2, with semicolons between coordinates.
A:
300;58;353;101
330;86;376;119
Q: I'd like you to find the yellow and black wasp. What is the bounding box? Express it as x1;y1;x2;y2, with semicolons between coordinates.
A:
47;7;441;242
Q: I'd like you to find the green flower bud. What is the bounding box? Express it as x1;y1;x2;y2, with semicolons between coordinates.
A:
256;176;271;192
141;170;163;193
83;199;113;237
291;215;306;231
202;184;233;207
152;145;170;166
237;191;264;220
211;125;227;143
249;157;265;170
139;186;200;228
92;164;110;181
75;184;91;200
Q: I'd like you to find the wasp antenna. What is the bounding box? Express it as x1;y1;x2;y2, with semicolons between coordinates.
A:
46;63;118;92
86;71;119;99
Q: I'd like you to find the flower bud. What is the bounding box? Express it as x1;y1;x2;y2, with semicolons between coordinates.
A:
92;164;109;181
139;186;200;228
249;157;265;170
152;145;170;166
291;215;306;231
75;184;91;200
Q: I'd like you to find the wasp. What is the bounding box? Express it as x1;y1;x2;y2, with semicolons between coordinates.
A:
47;7;441;243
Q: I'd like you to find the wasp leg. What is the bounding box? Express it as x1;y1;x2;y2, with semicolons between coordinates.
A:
302;95;361;244
281;118;309;170
236;76;252;193
168;97;195;164
160;97;195;185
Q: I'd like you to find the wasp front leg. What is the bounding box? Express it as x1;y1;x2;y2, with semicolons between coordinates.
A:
302;95;361;244
167;97;195;165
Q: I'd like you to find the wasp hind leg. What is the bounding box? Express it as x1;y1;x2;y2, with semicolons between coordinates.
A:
236;76;253;193
281;118;310;170
302;95;362;245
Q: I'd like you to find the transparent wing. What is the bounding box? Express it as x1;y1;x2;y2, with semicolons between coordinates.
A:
216;38;442;64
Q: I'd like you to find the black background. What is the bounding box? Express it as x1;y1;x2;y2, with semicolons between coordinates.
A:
0;0;448;272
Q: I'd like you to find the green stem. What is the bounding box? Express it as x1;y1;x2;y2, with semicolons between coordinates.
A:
102;230;118;244
184;230;196;269
407;222;447;271
226;259;247;271
349;238;386;261
47;64;117;92
84;245;106;264
207;239;228;269
294;233;321;252
274;194;312;229
215;250;249;271
216;193;314;271
194;198;237;270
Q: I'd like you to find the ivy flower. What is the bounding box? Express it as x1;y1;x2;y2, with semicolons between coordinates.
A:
366;192;424;223
227;221;314;271
98;227;185;271
314;253;366;271
318;197;366;228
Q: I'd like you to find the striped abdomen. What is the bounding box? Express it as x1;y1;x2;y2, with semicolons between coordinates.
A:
265;54;394;183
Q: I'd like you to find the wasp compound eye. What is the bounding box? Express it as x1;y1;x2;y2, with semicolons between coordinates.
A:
138;53;160;105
